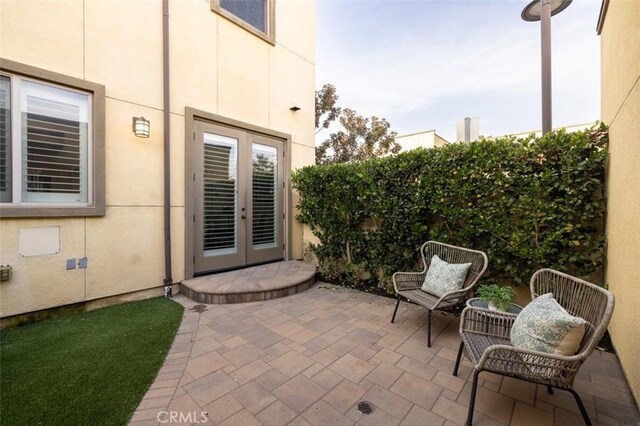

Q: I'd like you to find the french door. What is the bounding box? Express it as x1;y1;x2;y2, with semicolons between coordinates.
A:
193;121;284;274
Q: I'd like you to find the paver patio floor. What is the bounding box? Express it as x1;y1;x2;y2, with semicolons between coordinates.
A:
130;284;639;425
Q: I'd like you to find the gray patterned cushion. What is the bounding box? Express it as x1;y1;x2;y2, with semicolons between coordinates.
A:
420;255;472;298
510;293;587;356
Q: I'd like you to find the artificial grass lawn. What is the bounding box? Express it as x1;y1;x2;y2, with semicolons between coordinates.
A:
0;297;184;425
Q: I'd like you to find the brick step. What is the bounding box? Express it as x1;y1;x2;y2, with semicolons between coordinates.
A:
180;261;316;304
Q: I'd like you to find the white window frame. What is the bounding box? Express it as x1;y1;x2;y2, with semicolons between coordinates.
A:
2;72;93;207
0;58;105;218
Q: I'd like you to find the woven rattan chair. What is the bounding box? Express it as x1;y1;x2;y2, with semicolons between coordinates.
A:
453;269;615;426
391;241;488;347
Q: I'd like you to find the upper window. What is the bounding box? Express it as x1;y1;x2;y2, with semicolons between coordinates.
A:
211;0;275;45
221;0;266;33
0;59;105;217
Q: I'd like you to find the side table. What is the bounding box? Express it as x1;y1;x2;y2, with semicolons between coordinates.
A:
466;298;523;315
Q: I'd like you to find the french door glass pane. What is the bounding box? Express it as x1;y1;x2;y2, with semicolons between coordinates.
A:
0;76;11;202
252;143;277;249
203;133;238;256
20;81;89;203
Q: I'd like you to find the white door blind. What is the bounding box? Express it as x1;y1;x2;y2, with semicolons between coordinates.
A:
203;133;238;256
0;76;10;202
252;143;277;249
21;81;89;203
220;0;267;33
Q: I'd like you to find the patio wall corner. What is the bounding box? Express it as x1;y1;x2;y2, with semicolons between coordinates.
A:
600;0;640;406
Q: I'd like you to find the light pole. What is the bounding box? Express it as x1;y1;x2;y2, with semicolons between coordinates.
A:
522;0;572;134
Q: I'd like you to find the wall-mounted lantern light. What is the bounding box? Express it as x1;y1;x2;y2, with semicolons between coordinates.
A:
132;116;150;138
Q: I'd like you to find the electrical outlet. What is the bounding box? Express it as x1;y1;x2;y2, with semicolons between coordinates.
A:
66;259;76;270
78;257;88;269
0;265;11;281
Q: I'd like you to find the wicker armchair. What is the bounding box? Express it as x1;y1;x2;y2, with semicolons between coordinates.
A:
453;269;615;426
391;241;488;347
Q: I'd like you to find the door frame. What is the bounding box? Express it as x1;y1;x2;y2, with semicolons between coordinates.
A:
184;107;292;279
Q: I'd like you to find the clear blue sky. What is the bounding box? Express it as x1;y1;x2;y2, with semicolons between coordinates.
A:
315;0;602;142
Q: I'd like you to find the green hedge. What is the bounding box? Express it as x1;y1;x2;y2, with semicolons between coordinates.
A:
292;126;608;293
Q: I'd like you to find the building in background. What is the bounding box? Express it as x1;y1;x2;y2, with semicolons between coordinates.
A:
0;0;316;321
598;0;640;406
486;122;595;140
397;119;593;152
396;130;448;152
456;116;479;142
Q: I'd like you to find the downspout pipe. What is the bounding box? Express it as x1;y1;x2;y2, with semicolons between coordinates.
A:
162;0;173;297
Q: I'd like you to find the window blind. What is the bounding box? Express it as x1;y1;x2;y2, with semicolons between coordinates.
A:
21;81;89;203
220;0;267;33
203;134;238;255
0;76;11;202
252;144;277;249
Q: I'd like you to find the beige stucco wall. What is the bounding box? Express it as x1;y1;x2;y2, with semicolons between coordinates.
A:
601;0;640;404
0;0;315;317
434;134;448;148
396;130;448;152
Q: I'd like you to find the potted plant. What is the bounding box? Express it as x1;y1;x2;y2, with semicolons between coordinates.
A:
476;284;515;312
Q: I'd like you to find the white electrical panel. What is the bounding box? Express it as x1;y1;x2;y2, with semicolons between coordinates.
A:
19;227;61;257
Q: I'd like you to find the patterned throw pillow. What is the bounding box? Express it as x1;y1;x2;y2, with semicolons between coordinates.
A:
510;293;587;356
420;255;472;298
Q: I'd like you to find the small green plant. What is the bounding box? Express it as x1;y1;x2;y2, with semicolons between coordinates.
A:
318;258;344;282
344;262;365;285
477;284;515;311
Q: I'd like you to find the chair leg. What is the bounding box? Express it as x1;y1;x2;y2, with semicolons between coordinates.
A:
453;341;464;377
426;309;432;347
567;388;592;426
466;370;481;426
546;385;554;395
391;296;401;324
